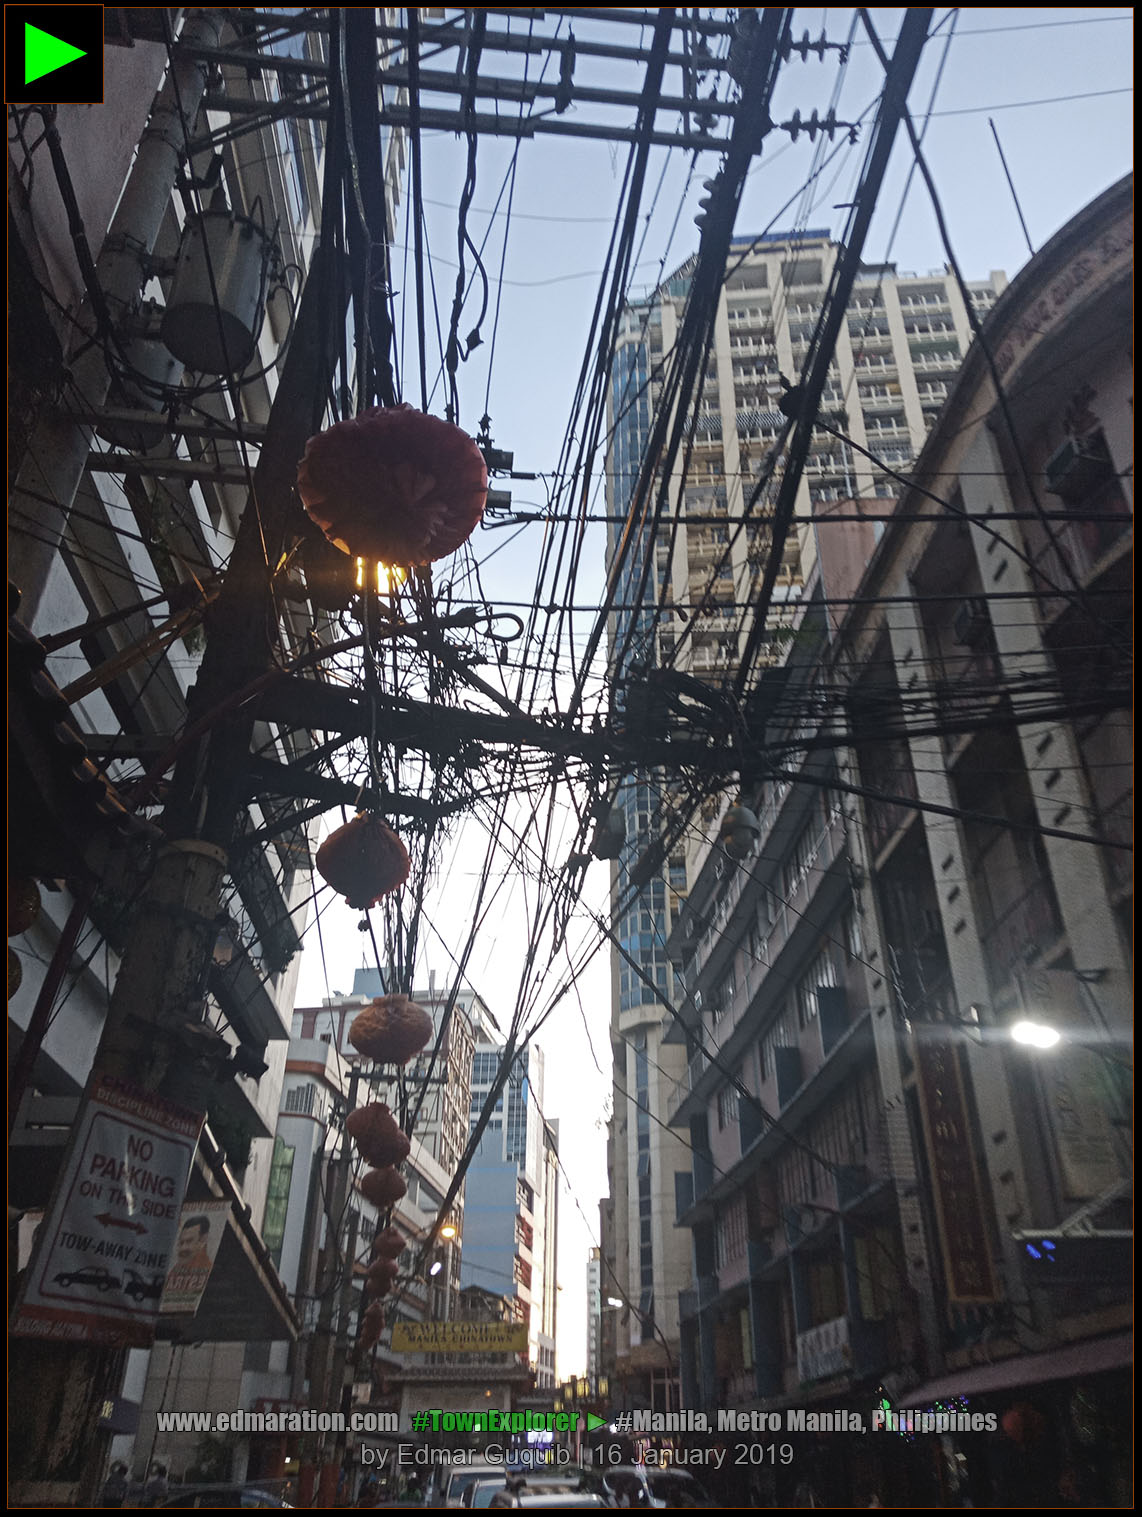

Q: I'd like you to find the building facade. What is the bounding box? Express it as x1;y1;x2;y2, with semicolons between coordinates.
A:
603;230;1008;1412
667;179;1132;1506
586;1247;602;1385
461;1021;559;1389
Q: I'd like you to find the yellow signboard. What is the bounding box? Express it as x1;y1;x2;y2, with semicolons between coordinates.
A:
391;1320;528;1354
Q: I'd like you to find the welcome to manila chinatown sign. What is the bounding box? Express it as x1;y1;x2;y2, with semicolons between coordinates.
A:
11;1075;204;1346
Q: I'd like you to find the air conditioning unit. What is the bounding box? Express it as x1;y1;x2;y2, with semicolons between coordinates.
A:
1044;434;1111;500
952;597;989;647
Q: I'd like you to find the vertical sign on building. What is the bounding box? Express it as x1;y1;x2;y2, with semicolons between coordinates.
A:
1019;969;1125;1199
914;1040;999;1303
11;1075;204;1345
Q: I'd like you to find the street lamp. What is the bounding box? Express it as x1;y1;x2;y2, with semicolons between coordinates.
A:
434;1220;459;1322
1011;1019;1061;1050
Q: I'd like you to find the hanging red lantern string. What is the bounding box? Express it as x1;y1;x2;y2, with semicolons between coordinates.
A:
297;404;488;567
365;1257;400;1298
371;1226;407;1260
359;1166;408;1210
346;1103;412;1168
314;813;410;911
359;1302;386;1349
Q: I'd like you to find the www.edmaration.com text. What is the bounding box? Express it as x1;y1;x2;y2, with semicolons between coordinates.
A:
156;1407;998;1435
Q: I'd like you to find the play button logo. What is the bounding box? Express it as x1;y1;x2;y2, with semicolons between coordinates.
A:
24;23;87;85
5;7;104;103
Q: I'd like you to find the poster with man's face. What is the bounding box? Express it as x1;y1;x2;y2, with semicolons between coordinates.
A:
159;1201;229;1314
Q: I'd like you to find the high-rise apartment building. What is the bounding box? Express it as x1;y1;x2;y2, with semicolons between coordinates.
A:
603;232;1008;1411
586;1247;603;1385
462;1019;559;1388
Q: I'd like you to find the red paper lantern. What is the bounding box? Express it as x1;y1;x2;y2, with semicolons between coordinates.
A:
372;1226;407;1259
315;813;409;911
346;1103;412;1168
359;1166;408;1210
360;1302;386;1349
297;404;488;566
1002;1402;1046;1446
348;995;434;1065
365;1257;400;1298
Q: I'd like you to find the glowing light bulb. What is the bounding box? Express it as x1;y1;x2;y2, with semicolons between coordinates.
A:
1011;1020;1061;1049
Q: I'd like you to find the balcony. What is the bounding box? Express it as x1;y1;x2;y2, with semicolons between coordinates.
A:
902;320;956;338
980;876;1064;992
1030;504;1132;588
863;425;911;448
690;646;735;674
805;456;848;478
796;1315;851;1385
848;321;891;340
910;351;960;372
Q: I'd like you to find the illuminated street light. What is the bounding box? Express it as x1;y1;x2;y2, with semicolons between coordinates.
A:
1011;1019;1062;1050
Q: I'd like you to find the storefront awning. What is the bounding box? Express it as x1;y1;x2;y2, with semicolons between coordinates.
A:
900;1332;1132;1406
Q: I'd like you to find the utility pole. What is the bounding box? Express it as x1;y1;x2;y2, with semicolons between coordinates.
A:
301;1065;360;1507
11;14;353;1500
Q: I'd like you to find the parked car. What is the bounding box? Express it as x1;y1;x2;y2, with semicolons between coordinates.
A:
53;1266;121;1292
437;1458;504;1509
157;1484;292;1507
486;1471;610;1509
489;1495;609;1510
601;1467;711;1509
463;1474;508;1508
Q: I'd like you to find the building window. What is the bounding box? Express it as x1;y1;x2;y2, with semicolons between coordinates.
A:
284;1083;315;1116
715;1195;749;1268
807;1255;846;1327
794;950;839;1028
262;1136;295;1269
716;1085;735;1131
